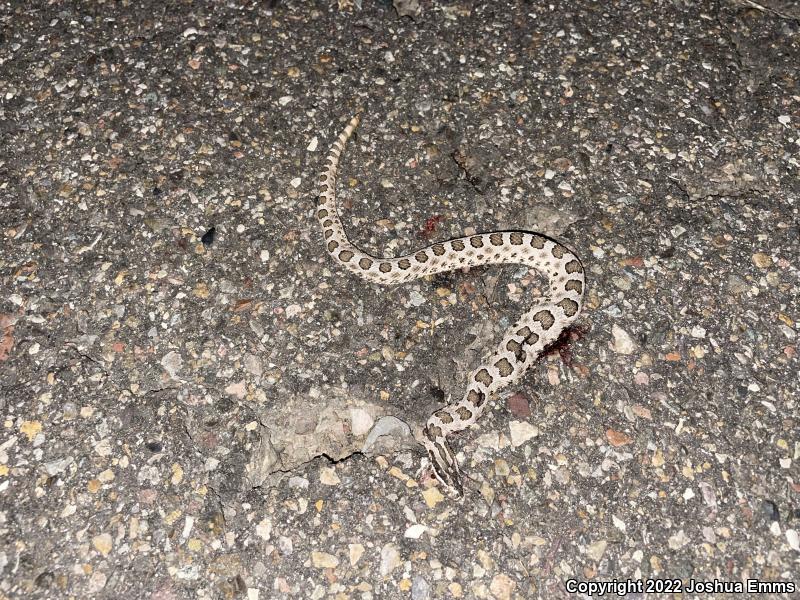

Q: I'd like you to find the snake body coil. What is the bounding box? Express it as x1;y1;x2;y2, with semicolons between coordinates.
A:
317;111;585;494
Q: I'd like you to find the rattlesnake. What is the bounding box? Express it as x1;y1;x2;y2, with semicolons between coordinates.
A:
317;110;585;495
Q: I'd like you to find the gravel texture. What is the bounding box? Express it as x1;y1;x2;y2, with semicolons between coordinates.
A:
1;0;798;598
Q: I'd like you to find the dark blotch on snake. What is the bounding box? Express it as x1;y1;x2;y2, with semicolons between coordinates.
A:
495;358;514;377
425;424;443;440
359;257;372;269
338;250;354;262
467;389;485;407
533;310;555;330
475;368;493;387
470;236;484;248
558;298;579;317
415;251;429;263
451;240;465;251
435;410;454;424
507;339;525;362
398;259;411;270
565;279;583;294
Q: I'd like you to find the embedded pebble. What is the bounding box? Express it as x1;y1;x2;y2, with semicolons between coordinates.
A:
611;324;636;354
256;518;272;540
349;543;365;566
586;540;607;561
727;274;749;294
311;551;339;569
160;351;183;377
786;529;799;552
668;530;690;549
506;393;531;418
288;476;309;489
278;536;293;555
362;416;412;453
509;420;538;447
379;543;402;576
404;524;427;539
408;290;426;306
411;576;430;600
690;326;706;338
489;574;515;600
87;571;107;593
421;486;444;508
45;457;74;476
752;252;772;268
92;533;113;556
319;467;341;485
350;408;374;436
606;429;632;447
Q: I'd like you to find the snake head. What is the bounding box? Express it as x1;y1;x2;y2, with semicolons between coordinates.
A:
425;437;464;497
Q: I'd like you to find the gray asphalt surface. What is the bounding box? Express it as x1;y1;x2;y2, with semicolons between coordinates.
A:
1;1;798;598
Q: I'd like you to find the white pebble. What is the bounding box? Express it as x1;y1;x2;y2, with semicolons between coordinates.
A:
586;540;607;561
161;351;183;377
690;326;706;338
319;466;340;485
350;408;374;436
611;324;636;354
311;551;338;568
668;529;690;549
404;524;427;539
786;529;799;551
379;543;401;575
408;290;426;306
509;420;538;447
612;515;626;532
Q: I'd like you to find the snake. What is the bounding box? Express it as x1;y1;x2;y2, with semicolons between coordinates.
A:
317;109;585;495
